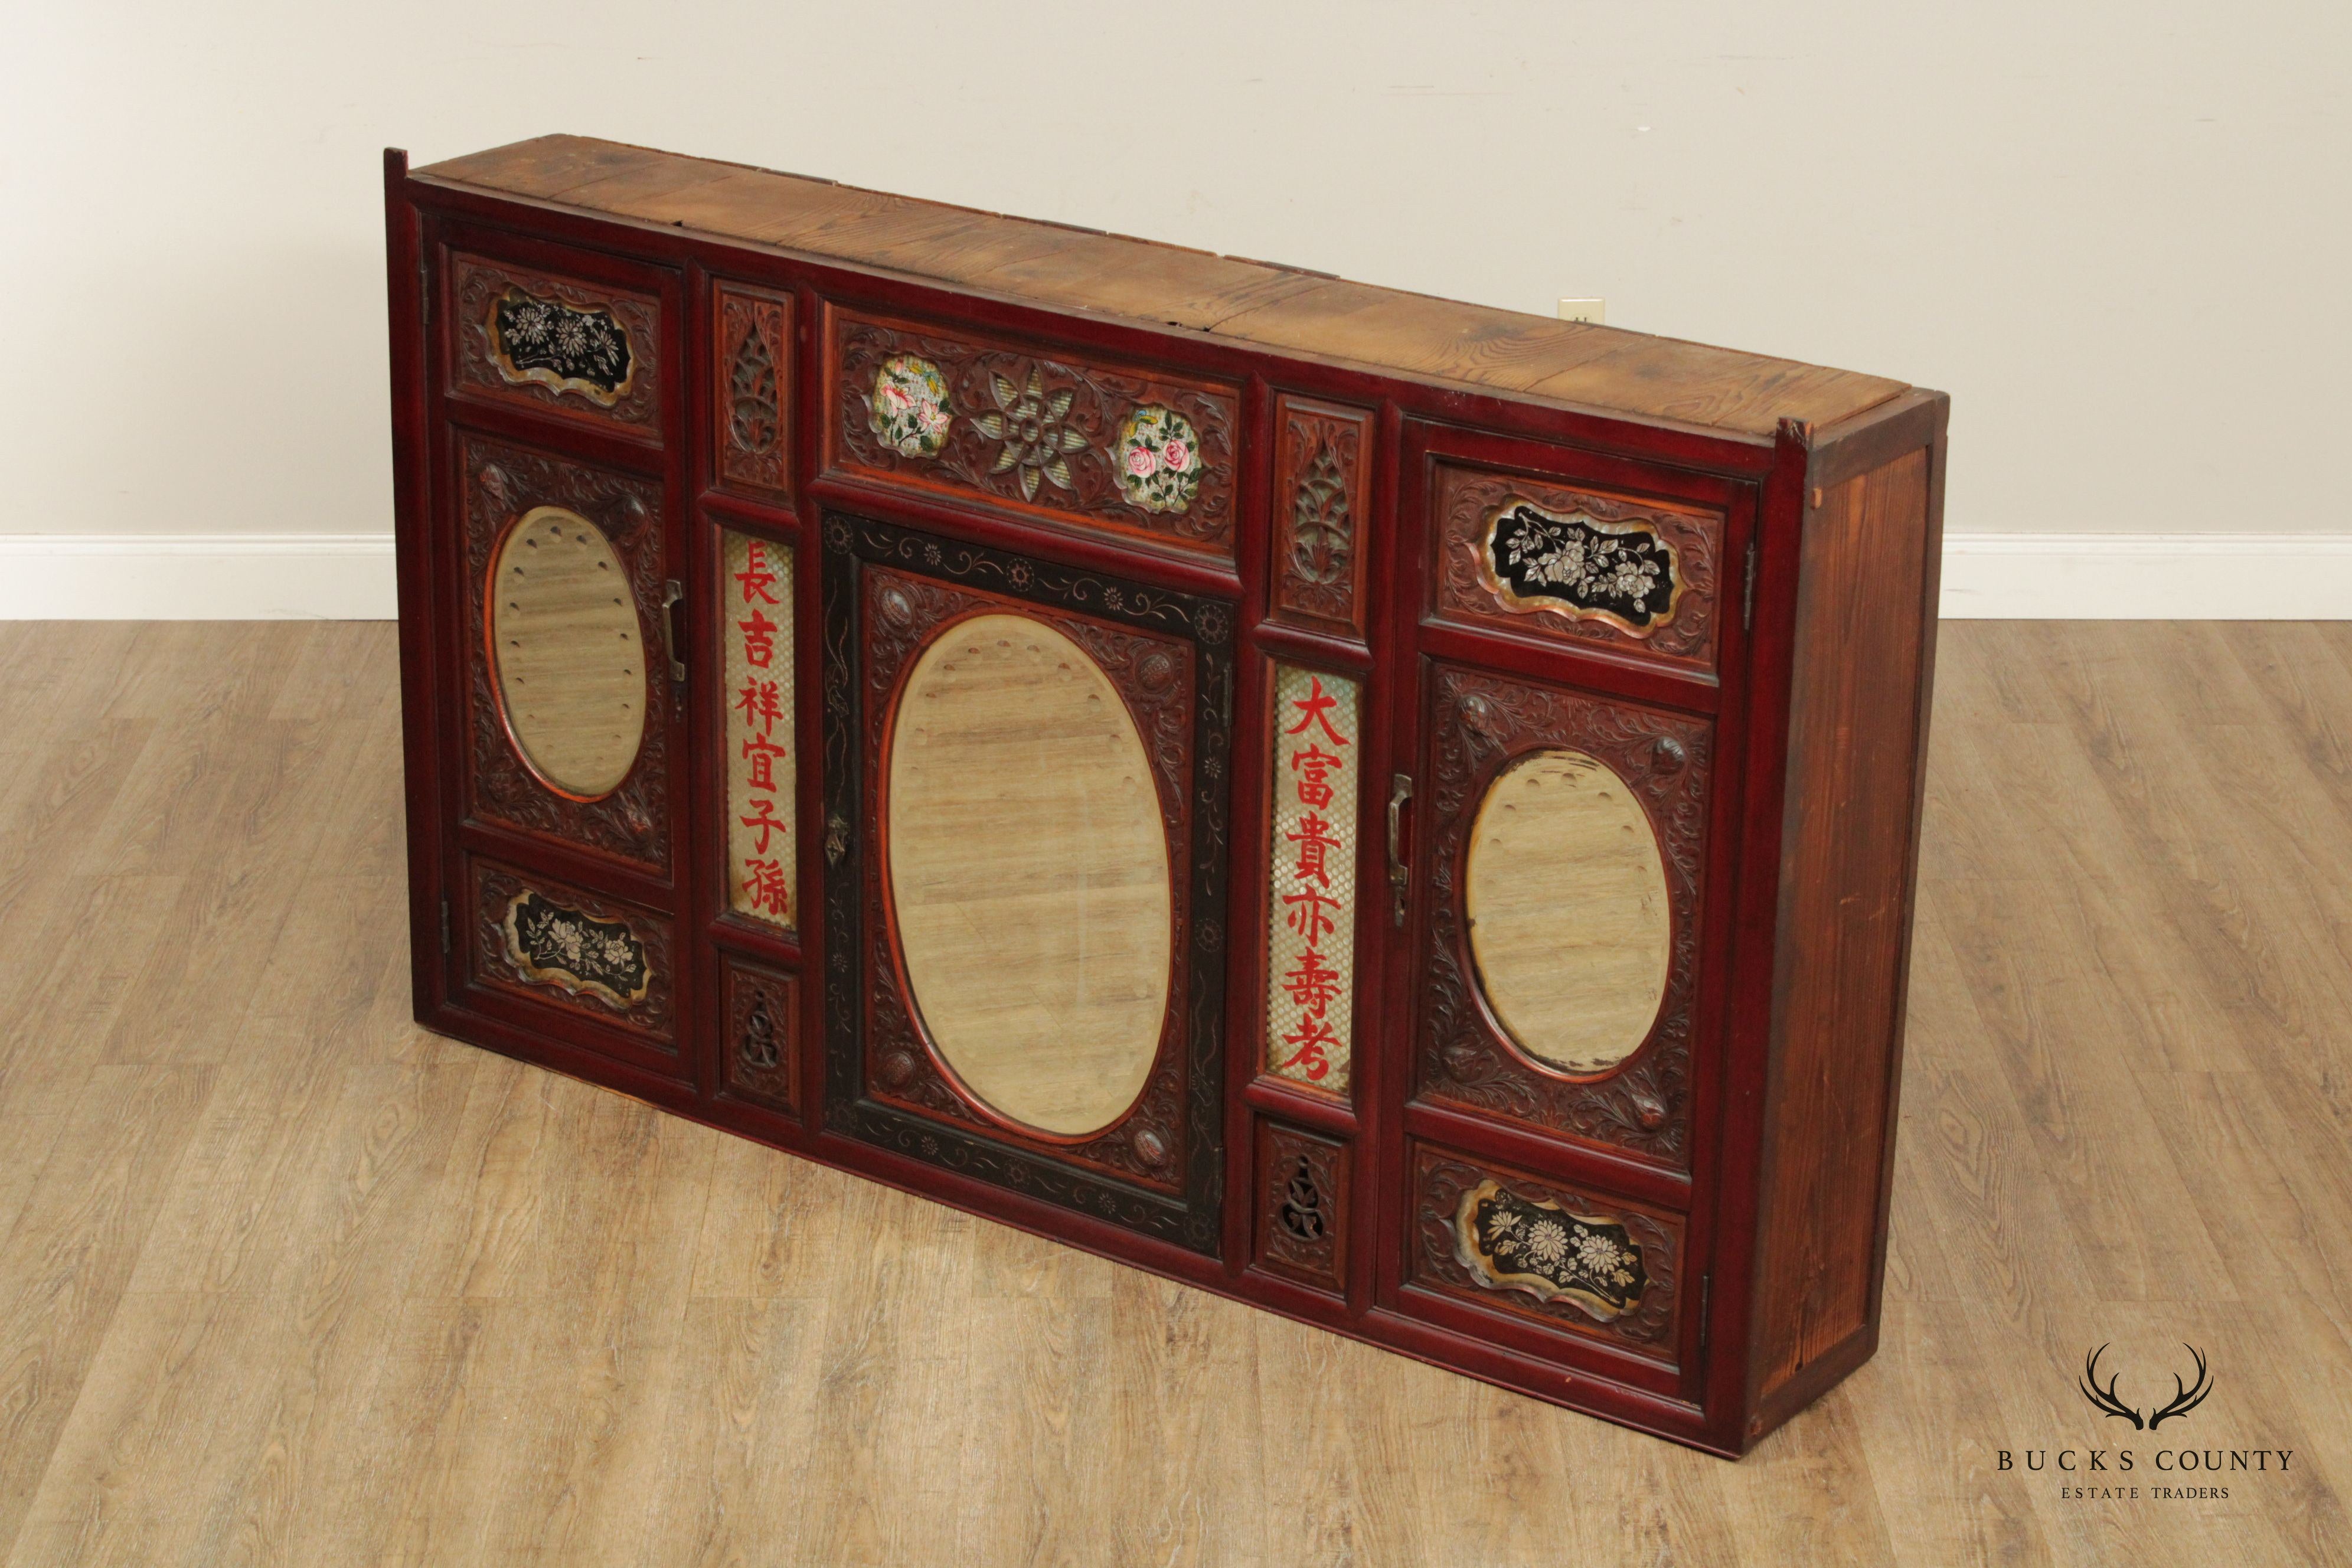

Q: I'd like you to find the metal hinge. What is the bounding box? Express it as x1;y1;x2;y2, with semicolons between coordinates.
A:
1741;541;1758;632
417;249;432;324
439;899;452;956
1698;1274;1712;1354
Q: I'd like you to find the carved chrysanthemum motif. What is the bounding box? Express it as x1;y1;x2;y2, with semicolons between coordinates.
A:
975;367;1088;500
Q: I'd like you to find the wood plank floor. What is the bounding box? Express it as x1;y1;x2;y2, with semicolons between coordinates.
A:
1;620;2348;1566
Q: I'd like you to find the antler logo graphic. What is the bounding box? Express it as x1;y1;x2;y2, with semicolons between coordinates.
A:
2077;1343;2214;1430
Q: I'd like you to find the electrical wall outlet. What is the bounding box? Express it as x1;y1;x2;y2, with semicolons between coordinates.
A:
1556;297;1606;325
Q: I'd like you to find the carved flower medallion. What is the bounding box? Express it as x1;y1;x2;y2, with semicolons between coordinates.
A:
1114;405;1204;515
975;366;1088;501
869;354;952;458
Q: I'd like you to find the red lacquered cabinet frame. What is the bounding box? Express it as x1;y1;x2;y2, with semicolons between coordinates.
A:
384;136;1948;1456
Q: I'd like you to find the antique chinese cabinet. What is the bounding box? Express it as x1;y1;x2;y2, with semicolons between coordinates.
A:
383;136;1947;1456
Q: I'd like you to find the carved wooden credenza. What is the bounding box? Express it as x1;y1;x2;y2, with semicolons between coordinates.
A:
384;136;1946;1456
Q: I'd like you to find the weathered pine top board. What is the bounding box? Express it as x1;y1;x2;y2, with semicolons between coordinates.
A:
416;135;1907;442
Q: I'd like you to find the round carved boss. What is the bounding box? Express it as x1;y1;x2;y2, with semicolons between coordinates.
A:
1464;748;1671;1075
487;506;648;800
882;611;1172;1136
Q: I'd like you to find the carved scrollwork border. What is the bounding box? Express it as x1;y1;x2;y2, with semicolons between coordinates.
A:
467;858;677;1045
1417;663;1711;1168
1433;464;1721;672
1269;396;1373;639
719;952;798;1114
826;310;1239;560
451;253;662;435
1412;1149;1678;1357
461;436;672;877
819;510;1231;1254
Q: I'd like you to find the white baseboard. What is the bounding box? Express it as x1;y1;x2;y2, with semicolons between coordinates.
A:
1936;533;2352;619
0;532;2346;621
0;534;398;619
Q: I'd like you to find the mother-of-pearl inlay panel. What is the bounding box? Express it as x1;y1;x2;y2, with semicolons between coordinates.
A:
884;611;1173;1137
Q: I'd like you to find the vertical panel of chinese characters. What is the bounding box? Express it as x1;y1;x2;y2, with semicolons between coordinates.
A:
724;530;795;932
1265;665;1361;1093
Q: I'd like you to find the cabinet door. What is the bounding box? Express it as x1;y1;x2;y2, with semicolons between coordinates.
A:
816;509;1234;1253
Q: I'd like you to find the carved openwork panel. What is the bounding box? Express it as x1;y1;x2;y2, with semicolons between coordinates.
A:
824;309;1240;560
714;282;792;497
1253;1121;1347;1295
1432;463;1722;675
451;253;662;437
1262;665;1363;1095
819;512;1233;1253
462;436;672;876
1410;1147;1679;1360
720;953;797;1113
1416;663;1711;1168
1269;396;1373;639
466;858;676;1045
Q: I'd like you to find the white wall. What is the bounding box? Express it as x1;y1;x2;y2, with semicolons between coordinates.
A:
4;1;2347;578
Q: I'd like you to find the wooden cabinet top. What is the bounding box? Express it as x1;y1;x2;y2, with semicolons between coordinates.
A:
415;135;1910;442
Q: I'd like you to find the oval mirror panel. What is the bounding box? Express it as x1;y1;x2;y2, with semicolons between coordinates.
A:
489;507;647;799
886;612;1171;1136
1465;749;1670;1075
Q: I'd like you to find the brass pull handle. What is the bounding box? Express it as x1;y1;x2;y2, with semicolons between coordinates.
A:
1386;773;1413;929
659;580;686;682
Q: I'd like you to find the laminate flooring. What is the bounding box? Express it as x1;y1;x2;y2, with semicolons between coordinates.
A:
0;621;2347;1566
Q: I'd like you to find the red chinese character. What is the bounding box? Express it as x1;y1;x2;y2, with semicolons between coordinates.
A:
734;544;780;606
1278;1013;1341;1081
741;857;791;918
739;797;789;854
737;607;780;669
734;677;782;737
741;733;788;792
1284;810;1343;888
1289;744;1344;809
1281;946;1344;1017
1282;887;1342;946
1285;675;1350;747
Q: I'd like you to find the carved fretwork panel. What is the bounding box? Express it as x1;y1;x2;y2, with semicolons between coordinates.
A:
820;511;1233;1254
461;436;673;877
1416;663;1711;1168
1269;396;1374;639
1432;463;1723;675
824;309;1240;560
720;953;797;1113
1253;1121;1348;1295
1410;1147;1680;1361
466;858;677;1046
714;282;792;498
450;253;662;437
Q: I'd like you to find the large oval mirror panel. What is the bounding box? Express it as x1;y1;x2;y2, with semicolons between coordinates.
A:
886;612;1172;1136
1465;748;1670;1074
488;506;647;799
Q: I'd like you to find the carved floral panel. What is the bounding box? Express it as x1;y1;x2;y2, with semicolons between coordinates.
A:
463;436;672;877
467;858;676;1044
1416;663;1711;1169
1269;397;1373;639
1432;464;1722;674
1253;1121;1347;1295
1412;1148;1679;1359
714;282;793;496
720;953;797;1113
451;253;662;437
825;309;1239;560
